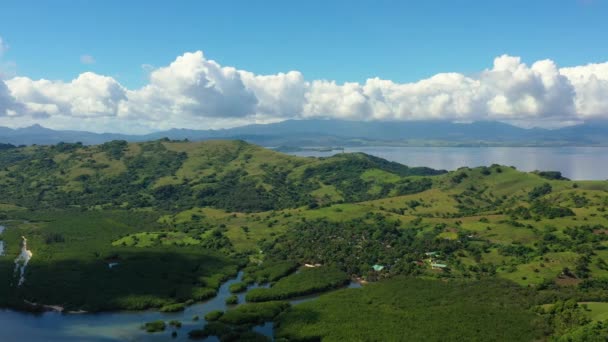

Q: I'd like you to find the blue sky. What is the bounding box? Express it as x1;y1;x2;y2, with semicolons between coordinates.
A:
1;0;607;88
1;0;608;133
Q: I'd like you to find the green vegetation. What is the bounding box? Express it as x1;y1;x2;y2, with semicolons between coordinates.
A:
556;321;608;341
219;301;289;325
168;320;182;328
2;140;608;339
204;310;224;321
275;277;540;341
242;261;299;284
159;303;186;312
0;210;241;311
529;183;553;200
0;140;444;213
142;320;166;333
193;321;271;341
246;267;349;302
225;295;238;305
229;282;248;293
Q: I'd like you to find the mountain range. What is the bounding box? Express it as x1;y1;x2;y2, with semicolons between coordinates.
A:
1;119;608;147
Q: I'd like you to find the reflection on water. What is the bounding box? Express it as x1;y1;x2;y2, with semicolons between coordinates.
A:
0;269;360;342
286;146;608;180
0;271;257;342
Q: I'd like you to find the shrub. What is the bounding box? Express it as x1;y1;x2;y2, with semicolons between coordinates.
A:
528;183;552;201
246;267;349;302
219;301;289;325
159;303;186;312
229;282;248;294
192;287;217;301
143;320;166;333
169;320;182;328
225;295;238;305
204;310;224;321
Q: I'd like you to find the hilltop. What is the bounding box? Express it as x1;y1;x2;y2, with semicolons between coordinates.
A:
0;139;443;212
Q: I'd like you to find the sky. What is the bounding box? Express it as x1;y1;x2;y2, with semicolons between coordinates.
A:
1;0;608;133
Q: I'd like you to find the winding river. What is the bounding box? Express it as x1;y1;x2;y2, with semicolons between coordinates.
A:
0;223;360;342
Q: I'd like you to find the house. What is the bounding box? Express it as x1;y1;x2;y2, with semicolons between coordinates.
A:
372;264;385;272
425;251;439;257
431;263;447;269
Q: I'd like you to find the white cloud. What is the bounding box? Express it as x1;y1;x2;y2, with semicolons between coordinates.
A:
560;62;608;118
240;70;307;119
0;79;22;117
6;72;126;118
80;54;96;65
120;51;258;124
2;51;608;133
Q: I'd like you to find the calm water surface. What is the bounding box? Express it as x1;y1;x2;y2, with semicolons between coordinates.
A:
0;258;360;342
286;146;608;180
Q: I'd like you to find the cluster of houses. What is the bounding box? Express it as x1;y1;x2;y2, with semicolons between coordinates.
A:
371;251;448;274
424;251;447;270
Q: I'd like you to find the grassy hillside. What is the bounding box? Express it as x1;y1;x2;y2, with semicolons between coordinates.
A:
0;139;443;212
1;139;608;339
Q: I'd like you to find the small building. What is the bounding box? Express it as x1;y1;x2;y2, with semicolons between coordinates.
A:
431;263;447;269
372;264;385;272
425;251;439;257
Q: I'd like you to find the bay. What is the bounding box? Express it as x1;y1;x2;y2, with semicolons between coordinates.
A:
286;146;608;180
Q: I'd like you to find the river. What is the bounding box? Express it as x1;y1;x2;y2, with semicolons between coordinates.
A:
285;146;608;181
0;258;360;342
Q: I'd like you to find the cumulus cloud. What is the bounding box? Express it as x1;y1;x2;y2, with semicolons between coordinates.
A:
122;51;258;121
0;79;22;117
6;72;126;118
560;62;608;118
80;54;96;65
300;56;578;125
2;51;608;132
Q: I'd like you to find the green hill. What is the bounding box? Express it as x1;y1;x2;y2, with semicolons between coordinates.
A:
1;140;608;339
0;139;444;212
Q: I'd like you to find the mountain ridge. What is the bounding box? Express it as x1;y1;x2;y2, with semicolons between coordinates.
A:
2;119;608;146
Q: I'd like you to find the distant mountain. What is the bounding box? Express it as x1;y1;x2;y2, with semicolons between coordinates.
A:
0;124;131;145
1;120;608;146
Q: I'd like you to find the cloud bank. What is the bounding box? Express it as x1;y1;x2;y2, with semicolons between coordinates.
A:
1;50;608;133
